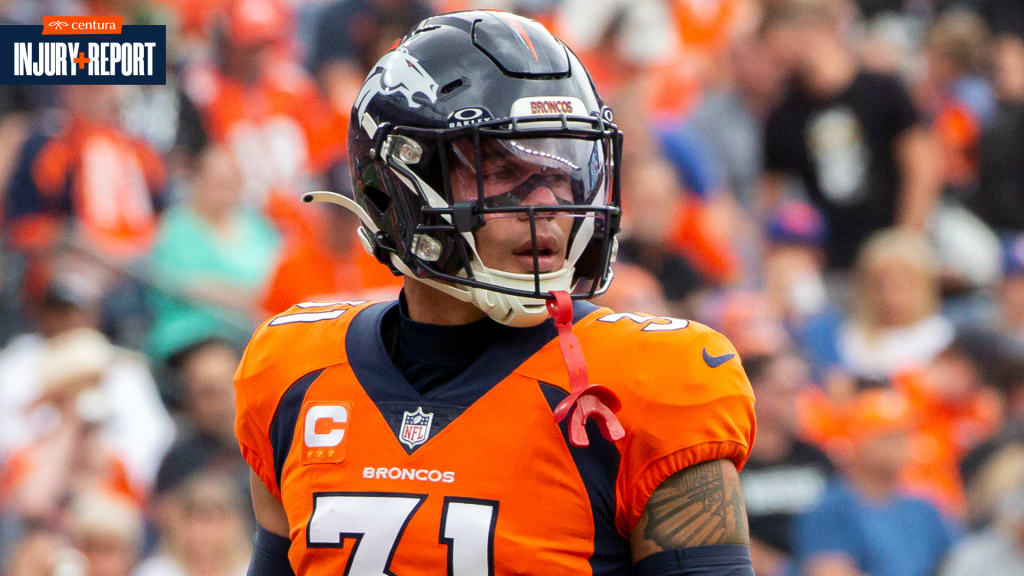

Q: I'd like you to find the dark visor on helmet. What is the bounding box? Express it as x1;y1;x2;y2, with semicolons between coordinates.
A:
448;136;607;212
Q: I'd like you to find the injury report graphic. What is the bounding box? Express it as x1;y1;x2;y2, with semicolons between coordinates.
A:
1;16;165;84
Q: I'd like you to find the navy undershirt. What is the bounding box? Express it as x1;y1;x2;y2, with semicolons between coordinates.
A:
384;293;515;395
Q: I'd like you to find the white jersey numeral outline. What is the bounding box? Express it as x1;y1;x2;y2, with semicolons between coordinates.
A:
307;493;498;576
596;312;690;332
268;301;367;326
439;498;499;576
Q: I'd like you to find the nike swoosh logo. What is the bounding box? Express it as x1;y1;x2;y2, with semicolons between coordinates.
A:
702;347;735;368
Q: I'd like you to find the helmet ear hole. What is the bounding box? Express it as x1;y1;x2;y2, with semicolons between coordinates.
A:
573;240;606;292
364;185;391;214
440;79;464;95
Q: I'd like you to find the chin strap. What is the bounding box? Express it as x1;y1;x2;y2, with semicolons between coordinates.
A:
547;291;625;447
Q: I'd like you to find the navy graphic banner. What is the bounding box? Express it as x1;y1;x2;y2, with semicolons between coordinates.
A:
0;25;166;85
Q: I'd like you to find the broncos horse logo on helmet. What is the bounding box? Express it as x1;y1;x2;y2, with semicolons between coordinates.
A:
354;47;439;133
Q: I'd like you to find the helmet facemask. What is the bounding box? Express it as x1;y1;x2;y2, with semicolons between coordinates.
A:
370;116;622;326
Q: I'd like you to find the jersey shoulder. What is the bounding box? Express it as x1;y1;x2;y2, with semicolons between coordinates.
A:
236;300;375;378
234;299;381;498
234;300;378;428
578;308;753;406
572;309;757;533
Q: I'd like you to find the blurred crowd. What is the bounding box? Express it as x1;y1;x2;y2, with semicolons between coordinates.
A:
0;0;1022;575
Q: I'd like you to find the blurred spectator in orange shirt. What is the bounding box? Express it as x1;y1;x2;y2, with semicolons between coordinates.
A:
260;201;401;316
557;1;745;285
794;388;955;576
892;330;1005;517
672;0;750;56
559;0;753;117
557;0;684;108
182;0;344;244
6;84;165;261
0;270;175;500
919;9;995;199
798;328;1005;520
1;329;153;528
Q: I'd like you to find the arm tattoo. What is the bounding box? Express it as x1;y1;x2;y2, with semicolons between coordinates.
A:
630;459;750;561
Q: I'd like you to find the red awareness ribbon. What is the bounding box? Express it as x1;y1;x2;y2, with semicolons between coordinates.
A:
547;291;625;447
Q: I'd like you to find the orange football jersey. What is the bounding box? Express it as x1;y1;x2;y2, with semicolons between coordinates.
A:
234;300;755;574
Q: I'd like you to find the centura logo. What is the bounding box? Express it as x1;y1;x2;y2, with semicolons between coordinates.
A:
354;47;439;135
42;16;123;34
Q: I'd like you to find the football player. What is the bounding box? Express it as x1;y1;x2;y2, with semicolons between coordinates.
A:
236;10;756;575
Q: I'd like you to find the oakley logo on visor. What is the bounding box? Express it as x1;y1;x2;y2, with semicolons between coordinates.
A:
447;106;493;127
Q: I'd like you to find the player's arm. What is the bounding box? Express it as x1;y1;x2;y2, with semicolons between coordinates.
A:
629;459;754;575
247;471;295;575
251;470;289;536
234;315;308;576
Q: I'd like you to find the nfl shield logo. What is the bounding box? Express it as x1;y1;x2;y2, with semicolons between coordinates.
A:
400;407;433;449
